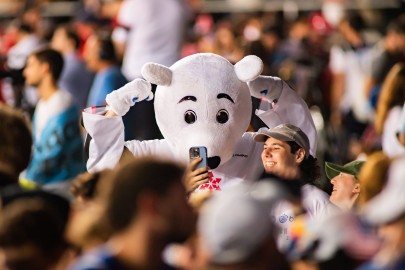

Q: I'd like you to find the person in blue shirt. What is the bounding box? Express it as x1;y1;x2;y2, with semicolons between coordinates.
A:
51;24;94;111
84;31;127;108
83;31;136;140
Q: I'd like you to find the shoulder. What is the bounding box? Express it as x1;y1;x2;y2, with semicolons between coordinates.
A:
302;184;328;198
103;67;127;83
301;184;330;205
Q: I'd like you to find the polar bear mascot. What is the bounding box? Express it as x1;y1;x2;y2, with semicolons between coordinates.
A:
82;53;316;190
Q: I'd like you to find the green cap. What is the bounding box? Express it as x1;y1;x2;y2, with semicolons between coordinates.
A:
325;160;365;180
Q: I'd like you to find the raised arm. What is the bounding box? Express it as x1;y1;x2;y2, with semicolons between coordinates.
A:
82;79;154;172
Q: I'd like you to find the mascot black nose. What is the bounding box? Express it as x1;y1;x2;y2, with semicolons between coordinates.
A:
208;156;221;169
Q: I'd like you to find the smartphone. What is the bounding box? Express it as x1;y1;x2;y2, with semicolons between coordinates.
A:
189;146;208;169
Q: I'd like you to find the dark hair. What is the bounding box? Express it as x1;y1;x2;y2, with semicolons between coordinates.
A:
106;157;185;233
57;24;81;49
31;47;64;82
17;22;34;34
71;170;111;200
287;141;321;186
0;198;68;266
95;31;117;62
387;15;405;35
0;105;32;179
341;12;365;33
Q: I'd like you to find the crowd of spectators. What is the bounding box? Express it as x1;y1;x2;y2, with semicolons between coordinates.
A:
1;0;405;269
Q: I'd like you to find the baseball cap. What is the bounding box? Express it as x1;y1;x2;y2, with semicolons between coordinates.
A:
362;156;405;225
253;124;310;157
325;160;365;180
198;181;285;264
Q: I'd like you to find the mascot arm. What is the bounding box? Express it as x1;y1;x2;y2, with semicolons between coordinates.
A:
248;75;317;156
82;78;155;172
82;109;172;172
124;139;175;161
83;111;125;172
105;78;154;117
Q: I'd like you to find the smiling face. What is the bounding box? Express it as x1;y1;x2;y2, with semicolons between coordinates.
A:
261;137;303;180
330;173;360;209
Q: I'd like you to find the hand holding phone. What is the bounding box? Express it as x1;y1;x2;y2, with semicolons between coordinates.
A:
186;146;209;194
189;146;208;169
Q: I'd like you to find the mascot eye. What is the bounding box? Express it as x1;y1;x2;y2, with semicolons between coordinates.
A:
216;109;229;124
184;110;197;124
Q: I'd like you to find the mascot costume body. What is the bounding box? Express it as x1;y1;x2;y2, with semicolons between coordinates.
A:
83;53;317;191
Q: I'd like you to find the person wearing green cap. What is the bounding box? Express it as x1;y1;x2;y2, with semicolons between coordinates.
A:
325;160;364;210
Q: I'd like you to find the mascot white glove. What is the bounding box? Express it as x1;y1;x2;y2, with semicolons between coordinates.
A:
105;79;153;116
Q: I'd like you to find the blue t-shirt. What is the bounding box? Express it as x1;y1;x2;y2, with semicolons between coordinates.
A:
87;66;127;107
27;104;85;184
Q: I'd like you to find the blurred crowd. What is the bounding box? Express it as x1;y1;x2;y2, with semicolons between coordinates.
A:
1;0;405;269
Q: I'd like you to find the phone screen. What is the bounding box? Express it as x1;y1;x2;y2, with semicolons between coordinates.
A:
189;146;208;169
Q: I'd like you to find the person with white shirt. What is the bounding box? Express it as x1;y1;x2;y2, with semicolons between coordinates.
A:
23;48;85;191
253;124;333;252
110;0;192;140
2;22;42;109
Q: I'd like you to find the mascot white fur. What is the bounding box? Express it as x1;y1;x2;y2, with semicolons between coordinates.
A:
83;53;316;190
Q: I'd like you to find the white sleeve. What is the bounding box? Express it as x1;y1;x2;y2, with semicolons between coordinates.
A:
83;112;126;172
117;0;139;27
302;185;335;220
124;139;177;162
83;111;176;172
255;81;318;157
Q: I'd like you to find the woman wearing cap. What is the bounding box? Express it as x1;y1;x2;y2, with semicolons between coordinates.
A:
325;160;364;210
253;123;332;252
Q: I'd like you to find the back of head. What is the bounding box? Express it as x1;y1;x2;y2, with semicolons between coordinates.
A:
362;156;405;225
0;197;68;270
70;170;112;201
105;157;186;233
199;181;286;266
95;30;117;62
0;104;32;182
53;24;81;50
31;47;64;82
357;151;391;206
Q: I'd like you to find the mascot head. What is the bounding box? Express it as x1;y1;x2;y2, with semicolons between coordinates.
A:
142;53;263;169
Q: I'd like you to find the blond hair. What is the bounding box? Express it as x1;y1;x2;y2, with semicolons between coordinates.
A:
375;63;405;135
357;151;392;206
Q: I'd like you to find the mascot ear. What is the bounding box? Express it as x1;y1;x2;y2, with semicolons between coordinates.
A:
142;63;172;86
234;55;263;82
248;75;283;102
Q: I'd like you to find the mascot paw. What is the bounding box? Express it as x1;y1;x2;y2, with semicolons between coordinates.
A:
106;79;153;116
